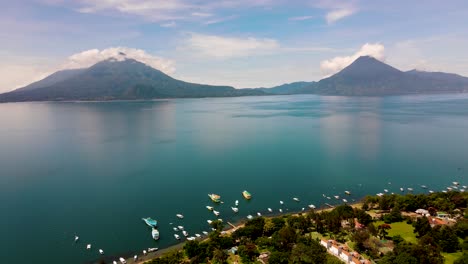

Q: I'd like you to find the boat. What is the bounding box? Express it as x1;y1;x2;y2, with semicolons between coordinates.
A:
342;199;348;203
247;215;253;220
182;230;188;237
74;235;79;242
173;227;178;231
206;206;214;211
376;193;384;197
177;226;184;230
407;188;413;191
257;212;262;216
142;217;157;228
213;210;220;216
345;191;351;195
384;189;388;193
301;208;305;211
202;231;209;235
442;190;448;193
86;244;91;250
208;194;221;203
242;190;252;200
453;181;459;186
119;257;127;264
207;220;213;224
280;200;284;205
152;229;160;240
187;237;195;241
99;249;104;255
148;248;158;252
195;233;201;238
293;197;300;202
327;197;331;200
400;188;404;192
308;204;316;209
429;190;434;194
334;196;339;200
447;187;453;191
217;218;223;222
463;185;467;189
421;185;427;189
231;207;239;213
113;261;117;264
176;214;184;219
267;208;273;212
235;200;239;206
143;250;147;255
279;208;283;213
134;255;137;261
174;234;180;240
211;228;216;231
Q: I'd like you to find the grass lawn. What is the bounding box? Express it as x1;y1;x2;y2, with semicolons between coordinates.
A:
375;221;418;244
442;251;463;264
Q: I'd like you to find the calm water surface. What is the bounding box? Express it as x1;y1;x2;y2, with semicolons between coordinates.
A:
1;94;467;264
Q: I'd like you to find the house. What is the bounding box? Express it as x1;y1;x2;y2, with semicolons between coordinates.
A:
257;252;270;264
354;218;365;229
415;209;429;215
428;216;449;227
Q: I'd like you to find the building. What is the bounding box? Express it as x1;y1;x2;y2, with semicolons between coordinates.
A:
320;239;370;264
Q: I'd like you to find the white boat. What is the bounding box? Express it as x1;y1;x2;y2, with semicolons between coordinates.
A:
195;233;201;238
206;206;214;211
342;199;348;203
235;200;239;206
74;235;79;243
323;194;326;197
461;189;465;192
211;228;216;231
429;190;434;193
202;231;209;235
176;214;184;219
334;196;340;199
463;185;467;189
327;197;331;200
231;207;239;213
442;190;448;193
384;189;388;193
279;209;283;213
173;227;178;231
213;210;220;216
187;237;195;241
279;200;284;205
345;191;351;195
217;218;223;222
148;248;158;252
301;208;305;211
177;226;184;230
143;250;147;255
447;187;453;191
308;204;316;209
152;229;160;240
119;257;126;264
293;197;300;202
421;185;427;189
86;244;91;250
113;261;117;264
99;249;104;255
407;188;413;191
134;255;137;261
207;220;212;224
247;215;253;220
257;212;261;216
174;234;180;240
453;181;459;186
400;188;404;192
377;193;384;197
268;208;273;212
182;230;188;237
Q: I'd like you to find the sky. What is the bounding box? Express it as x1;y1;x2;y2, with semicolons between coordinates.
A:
1;0;468;92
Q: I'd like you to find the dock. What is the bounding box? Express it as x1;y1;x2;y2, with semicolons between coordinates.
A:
227;222;237;229
325;203;335;208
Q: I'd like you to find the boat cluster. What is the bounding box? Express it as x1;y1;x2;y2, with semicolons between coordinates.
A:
73;235;128;264
375;181;466;197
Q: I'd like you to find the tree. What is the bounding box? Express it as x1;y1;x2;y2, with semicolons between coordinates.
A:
351;229;370;251
378;224;391;239
384;205;403;223
354;209;373;226
269;251;290;264
290;242;326;263
392;234;404;245
184;240;201;259
238;243;259;263
438;226;460;252
212;249;228;264
413;217;431;237
454;253;468;264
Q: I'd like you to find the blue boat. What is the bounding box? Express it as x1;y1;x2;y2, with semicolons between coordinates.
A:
142;217;157;228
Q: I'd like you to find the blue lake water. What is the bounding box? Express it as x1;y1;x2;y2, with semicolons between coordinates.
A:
0;94;467;263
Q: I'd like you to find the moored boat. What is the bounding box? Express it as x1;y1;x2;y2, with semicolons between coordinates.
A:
247;215;253;220
334;196;340;200
268;208;273;212
174;234;180;240
235;200;239;206
177;225;184;230
231;207;239;213
345;191;351;195
213;210;220;216
308;204;316;209
99;249;104;255
182;230;188;237
206;206;214;211
195;233;201;238
86;244;91;250
202;231;209;235
148;248;158;252
293;197;300;202
142;217;158;228
119;258;127;264
152;228;160;240
242;190;252;200
207;220;213;224
208;194;221;203
176;214;184;219
173;227;178;231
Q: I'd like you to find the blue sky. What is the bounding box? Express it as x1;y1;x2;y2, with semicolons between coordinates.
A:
1;0;468;92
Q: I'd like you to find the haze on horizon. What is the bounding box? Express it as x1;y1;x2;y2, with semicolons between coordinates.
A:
1;0;468;93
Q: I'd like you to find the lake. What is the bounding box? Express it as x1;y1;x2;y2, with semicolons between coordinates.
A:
1;94;467;264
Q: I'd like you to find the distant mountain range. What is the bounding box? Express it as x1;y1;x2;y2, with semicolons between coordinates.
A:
1;56;468;102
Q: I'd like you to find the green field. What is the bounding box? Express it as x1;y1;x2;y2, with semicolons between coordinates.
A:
442;251;463;264
374;221;418;244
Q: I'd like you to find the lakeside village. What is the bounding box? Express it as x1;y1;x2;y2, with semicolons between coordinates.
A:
88;182;467;264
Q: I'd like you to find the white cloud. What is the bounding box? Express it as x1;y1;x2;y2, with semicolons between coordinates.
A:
160;21;176;27
289;15;314;21
320;43;385;76
326;8;356;24
61;47;176;74
184;33;280;58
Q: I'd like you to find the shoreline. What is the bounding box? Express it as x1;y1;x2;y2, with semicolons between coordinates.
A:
124;201;362;264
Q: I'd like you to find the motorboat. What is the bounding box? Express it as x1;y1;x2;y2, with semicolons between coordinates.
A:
453;181;459;186
202;231;209;235
384;189;388;193
206;206;214;211
231;207;239;213
345;191;351;195
195;233;201;238
293;197;300;202
143;250;147;255
407;188;413;191
142;217;158;228
308;204;316;209
217;218;223;222
99;249;104;255
182;230;188;237
242;190;252;200
207;220;213;224
152;229;160;240
86;244;91;250
148;248;158;252
257;212;261;216
74;236;79;243
235;200;239;206
247;215;253;220
267;208;273;212
187;237;195;241
279;201;284;205
279;209;283;213
173;227;178;231
342;199;348;203
400;188;404;192
213;210;220;216
119;257;126;264
174;234;180;240
176;214;184;219
177;226;184;230
334;196;339;200
134;255;137;261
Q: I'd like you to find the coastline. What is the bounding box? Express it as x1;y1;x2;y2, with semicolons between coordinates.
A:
124;201;362;264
